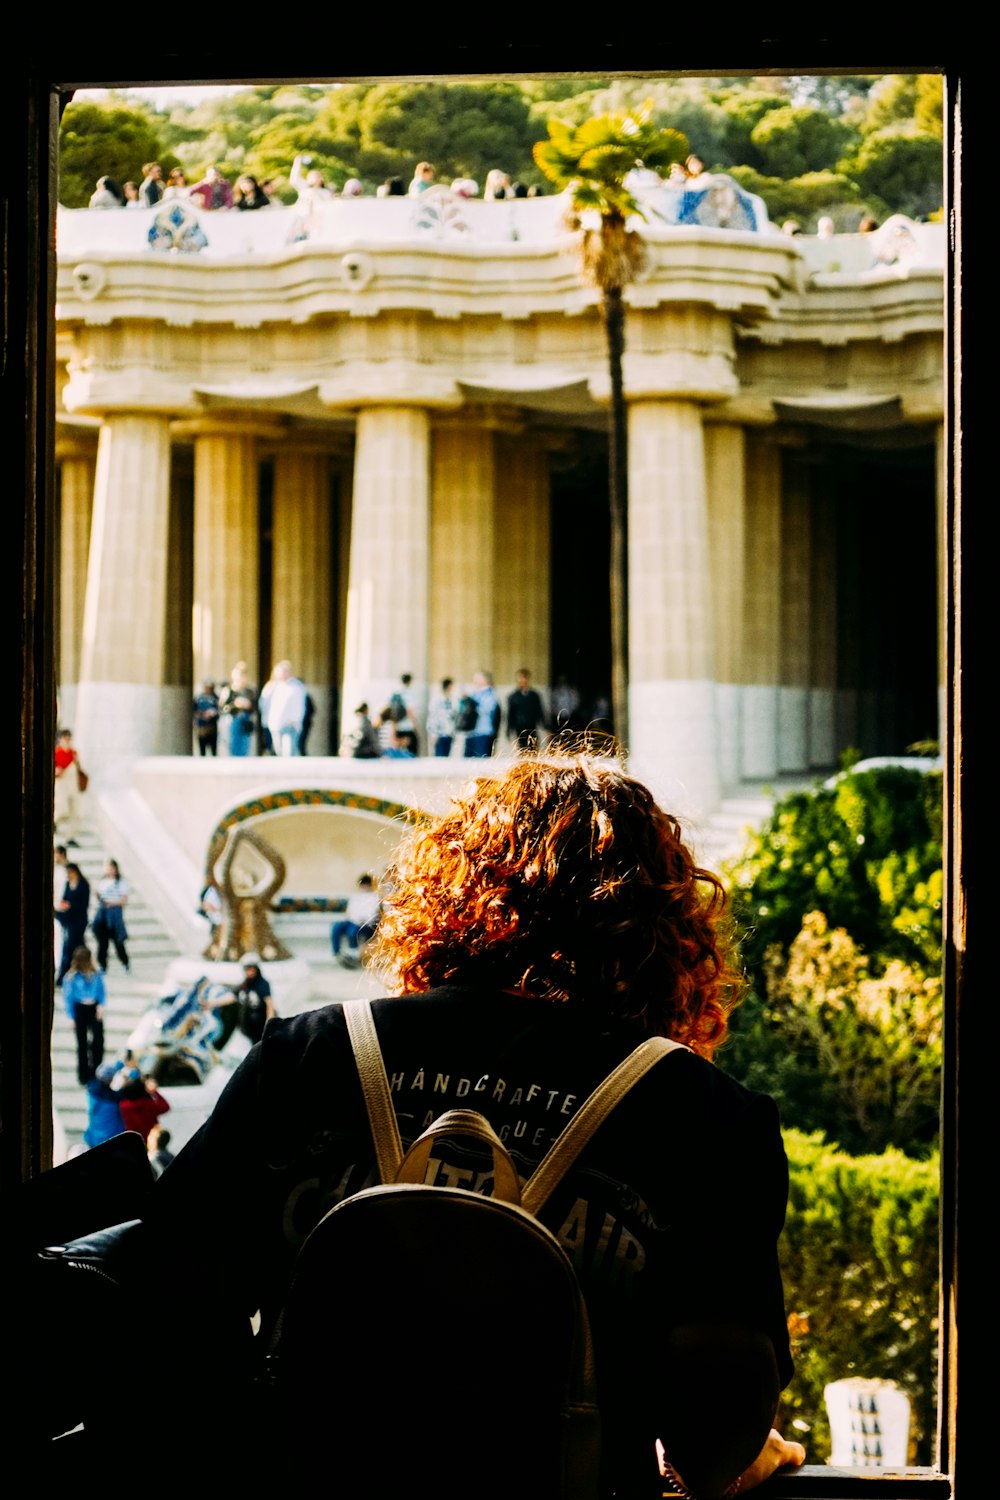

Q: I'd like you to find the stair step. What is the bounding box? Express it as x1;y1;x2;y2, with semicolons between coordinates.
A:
53;810;187;1151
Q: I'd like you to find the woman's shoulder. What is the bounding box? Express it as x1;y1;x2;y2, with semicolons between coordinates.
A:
257;994;783;1133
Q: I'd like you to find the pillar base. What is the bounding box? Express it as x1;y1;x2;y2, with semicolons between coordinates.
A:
76;682;169;781
159;685;193;757
629;678;720;822
742;685;779;780
777;686;809;772
809;688;837;769
714;682;743;791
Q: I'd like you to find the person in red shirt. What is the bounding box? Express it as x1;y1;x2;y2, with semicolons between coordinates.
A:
115;1065;170;1144
54;727;86;844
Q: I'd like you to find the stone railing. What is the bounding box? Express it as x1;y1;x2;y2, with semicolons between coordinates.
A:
56;177;779;259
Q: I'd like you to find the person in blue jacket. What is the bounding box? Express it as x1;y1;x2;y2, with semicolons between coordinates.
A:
83;1061;126;1148
63;944;106;1084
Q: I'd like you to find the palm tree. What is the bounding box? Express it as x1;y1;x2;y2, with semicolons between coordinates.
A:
534;103;687;751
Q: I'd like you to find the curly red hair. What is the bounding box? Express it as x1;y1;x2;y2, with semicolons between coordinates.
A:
371;754;743;1056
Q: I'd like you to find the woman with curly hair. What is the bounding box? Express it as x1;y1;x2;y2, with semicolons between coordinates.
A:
146;753;802;1495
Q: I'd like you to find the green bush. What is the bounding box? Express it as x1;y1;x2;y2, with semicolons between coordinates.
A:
779;1131;939;1465
721;766;943;1155
739;913;942;1155
725;765;943;981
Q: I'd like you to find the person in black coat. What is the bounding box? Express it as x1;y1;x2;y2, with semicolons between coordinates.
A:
506;669;546;751
55;863;91;986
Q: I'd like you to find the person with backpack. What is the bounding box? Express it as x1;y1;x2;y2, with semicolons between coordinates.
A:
138;753;803;1496
464;669;501;757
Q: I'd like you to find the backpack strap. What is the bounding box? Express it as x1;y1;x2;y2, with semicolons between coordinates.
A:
344;998;688;1209
343;998;403;1184
397;1108;522;1204
521;1036;688;1217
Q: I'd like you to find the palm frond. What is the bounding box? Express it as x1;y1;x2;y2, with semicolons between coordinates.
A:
576;143;639;178
533;139;583;186
631;128;688;172
534;103;681;283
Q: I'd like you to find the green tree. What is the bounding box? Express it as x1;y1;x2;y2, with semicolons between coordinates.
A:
780;1131;939;1464
842;126;944;220
59;100;169;207
316;81;539;190
716;90;790;171
914;75;944;138
786;76;879;118
534;102;687;747
750;104;856;180
863;74;921;132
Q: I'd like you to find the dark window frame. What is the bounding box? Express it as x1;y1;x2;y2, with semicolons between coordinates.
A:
7;49;974;1495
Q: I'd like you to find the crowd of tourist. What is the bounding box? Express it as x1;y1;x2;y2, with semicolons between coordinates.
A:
193;660;314;757
83;149;873;238
84;153;552;212
339;668;609;761
188;659;608;761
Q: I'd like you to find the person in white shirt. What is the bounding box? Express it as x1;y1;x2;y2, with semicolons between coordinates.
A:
259;661;307;756
330;874;381;965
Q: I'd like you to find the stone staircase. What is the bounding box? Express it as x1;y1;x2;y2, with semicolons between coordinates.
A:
690;776;817;875
692;792;776;874
52;818;184;1151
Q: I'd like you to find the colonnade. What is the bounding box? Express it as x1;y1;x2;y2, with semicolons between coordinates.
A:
55;395;944;818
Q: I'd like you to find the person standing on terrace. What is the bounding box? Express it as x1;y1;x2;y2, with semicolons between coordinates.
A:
163;167;189;200
290;153;336;211
408;161;435;196
89;176;124;208
219;662;257;757
139;163;164;206
234;175;271;211
190;167;233;210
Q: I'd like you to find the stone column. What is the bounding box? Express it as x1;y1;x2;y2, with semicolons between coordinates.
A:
75;413;172;774
272;447;334;755
55;433;97;732
176;418;283;707
935;421;947;749
742;434;782;780
160;458;194;754
836;492;861;754
334;455;354;747
704;423;745;791
809;476;837;768
429;420;496;691
342;406;430;733
627;399;719;820
778;456;811;772
493;433;551;708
